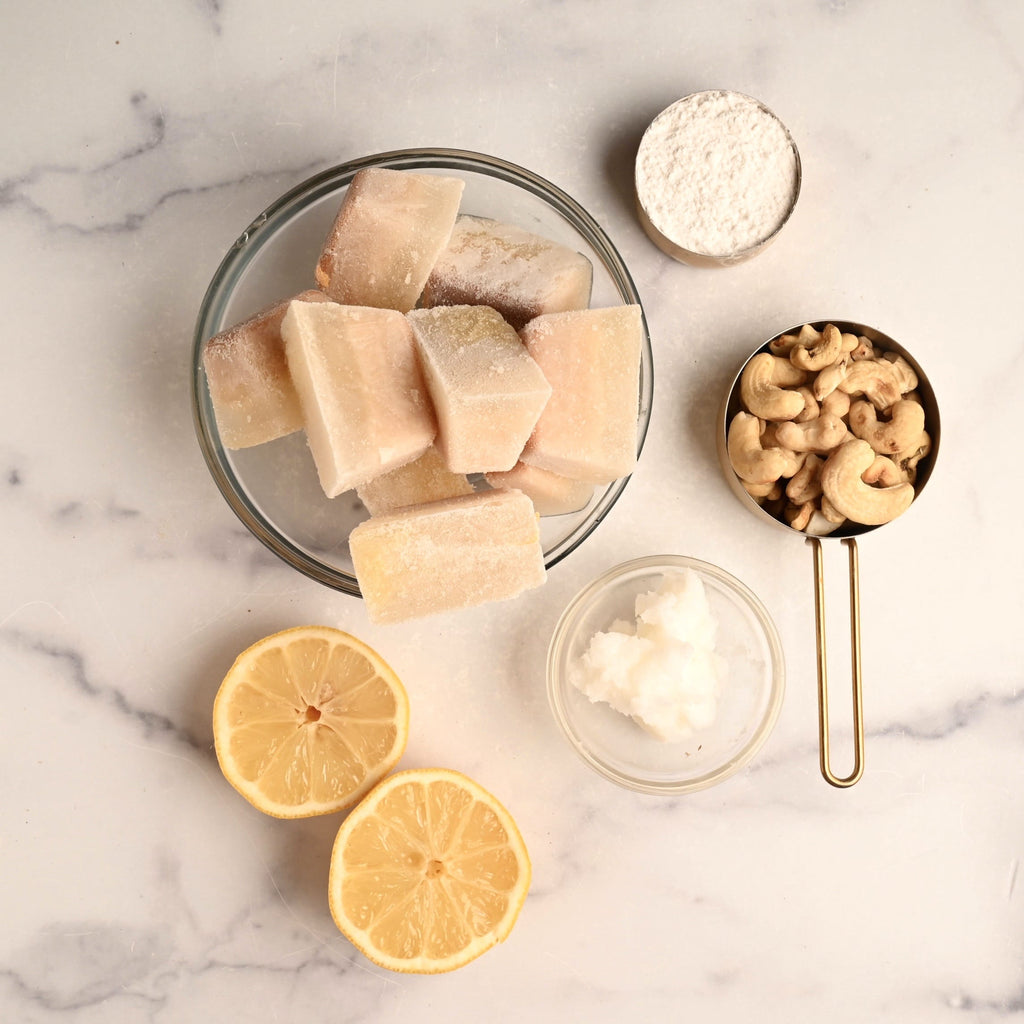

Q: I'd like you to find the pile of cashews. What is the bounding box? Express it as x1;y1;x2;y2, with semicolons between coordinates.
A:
727;323;932;534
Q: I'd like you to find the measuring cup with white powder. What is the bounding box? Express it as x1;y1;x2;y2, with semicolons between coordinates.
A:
635;90;801;266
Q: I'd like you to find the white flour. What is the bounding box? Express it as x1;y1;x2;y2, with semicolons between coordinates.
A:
635;91;798;257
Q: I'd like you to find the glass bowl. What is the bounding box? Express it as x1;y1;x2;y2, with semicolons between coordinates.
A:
191;148;654;596
547;555;785;794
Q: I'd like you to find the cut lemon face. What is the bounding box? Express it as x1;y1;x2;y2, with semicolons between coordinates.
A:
212;626;409;818
328;768;531;973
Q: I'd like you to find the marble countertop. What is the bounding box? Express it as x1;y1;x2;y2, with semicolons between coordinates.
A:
2;1;1021;1020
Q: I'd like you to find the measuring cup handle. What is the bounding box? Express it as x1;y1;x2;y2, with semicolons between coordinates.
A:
808;536;865;787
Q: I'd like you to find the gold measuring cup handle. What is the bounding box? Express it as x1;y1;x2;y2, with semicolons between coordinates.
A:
721;319;940;788
808;536;865;787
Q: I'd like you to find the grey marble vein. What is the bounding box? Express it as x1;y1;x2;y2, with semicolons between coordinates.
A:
2;90;325;235
0;627;205;751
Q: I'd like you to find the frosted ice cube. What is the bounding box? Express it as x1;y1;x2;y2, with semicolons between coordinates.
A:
407;305;551;474
281;300;436;498
349;488;546;624
315;168;464;313
202;289;330;449
422;215;593;330
356;445;475;516
519;306;643;483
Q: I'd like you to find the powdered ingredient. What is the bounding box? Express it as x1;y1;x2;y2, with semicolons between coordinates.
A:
636;90;798;257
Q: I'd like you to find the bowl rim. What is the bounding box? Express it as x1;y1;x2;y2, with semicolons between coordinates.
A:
546;554;786;795
191;147;654;595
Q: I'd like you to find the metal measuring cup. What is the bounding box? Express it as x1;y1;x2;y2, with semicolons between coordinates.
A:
718;320;941;787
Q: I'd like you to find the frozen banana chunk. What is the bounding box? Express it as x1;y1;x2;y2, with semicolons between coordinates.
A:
519;306;643;483
349;489;546;624
485;462;594;516
315;168;464;313
356;445;474;516
407;305;551;474
421;215;593;330
281;300;436;498
202;290;330;449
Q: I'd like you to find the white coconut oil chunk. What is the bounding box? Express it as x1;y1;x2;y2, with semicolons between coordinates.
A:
569;569;726;742
635;90;799;261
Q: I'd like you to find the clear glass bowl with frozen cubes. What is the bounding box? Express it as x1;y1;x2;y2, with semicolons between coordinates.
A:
547;555;785;794
191;148;654;595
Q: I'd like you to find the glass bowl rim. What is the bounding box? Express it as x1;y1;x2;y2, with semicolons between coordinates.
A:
190;147;654;595
546;553;786;795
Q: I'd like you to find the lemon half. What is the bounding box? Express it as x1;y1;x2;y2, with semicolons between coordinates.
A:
329;768;531;973
213;626;409;818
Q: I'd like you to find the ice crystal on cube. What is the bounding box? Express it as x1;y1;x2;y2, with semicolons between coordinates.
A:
407;305;551;474
349;489;546;624
422;215;593;330
281;300;436;497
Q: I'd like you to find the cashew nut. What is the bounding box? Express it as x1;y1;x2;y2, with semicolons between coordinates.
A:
785;501;816;532
812;355;850;401
820;495;847;526
743;479;778;500
837;359;902;410
791;323;844;372
773;324;854;360
848;398;926;455
743;479;784;502
785;453;824;504
769;331;802;355
862;455;908;487
728;411;790;484
794;386;820;423
774;412;849;453
849;337;876;360
740;353;808;420
821;388;851;419
881;352;919;394
760;423;807;477
893;430;932;479
820;438;915;526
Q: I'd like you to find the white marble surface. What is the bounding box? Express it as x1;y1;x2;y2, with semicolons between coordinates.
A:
2;1;1021;1020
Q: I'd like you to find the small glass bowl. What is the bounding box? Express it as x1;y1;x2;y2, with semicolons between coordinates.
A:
191;148;654;596
547;555;785;794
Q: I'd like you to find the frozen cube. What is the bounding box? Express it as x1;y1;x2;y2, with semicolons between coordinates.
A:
406;305;551;474
202;290;330;449
281;300;436;498
485;462;594;516
356;445;475;516
349;489;546;624
315;168;464;313
519;306;643;483
422;215;594;330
